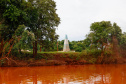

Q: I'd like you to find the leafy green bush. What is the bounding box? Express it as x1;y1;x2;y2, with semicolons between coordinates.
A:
76;56;81;60
81;49;101;57
88;58;97;64
75;47;83;52
69;53;78;59
35;54;45;60
0;59;6;66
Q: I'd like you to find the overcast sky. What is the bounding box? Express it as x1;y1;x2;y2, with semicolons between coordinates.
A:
54;0;126;41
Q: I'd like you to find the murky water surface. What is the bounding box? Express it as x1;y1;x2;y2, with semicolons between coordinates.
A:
0;64;126;84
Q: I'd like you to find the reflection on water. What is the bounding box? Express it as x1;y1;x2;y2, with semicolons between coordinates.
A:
0;64;126;84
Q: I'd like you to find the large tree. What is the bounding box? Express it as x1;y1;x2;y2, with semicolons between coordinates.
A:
111;23;122;60
28;0;60;57
0;0;60;57
0;0;38;56
87;21;123;62
89;21;112;56
0;0;37;40
88;21;122;59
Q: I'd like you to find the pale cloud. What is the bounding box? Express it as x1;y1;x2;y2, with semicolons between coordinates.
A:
54;0;126;41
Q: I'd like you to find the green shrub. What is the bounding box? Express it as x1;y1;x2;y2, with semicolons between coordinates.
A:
0;59;6;66
76;56;81;60
35;54;45;60
88;58;97;64
81;49;101;57
69;53;78;59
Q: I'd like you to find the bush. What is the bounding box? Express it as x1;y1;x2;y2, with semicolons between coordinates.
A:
75;47;83;52
81;49;101;56
69;53;78;59
35;53;45;60
88;58;97;64
0;59;6;66
76;56;81;60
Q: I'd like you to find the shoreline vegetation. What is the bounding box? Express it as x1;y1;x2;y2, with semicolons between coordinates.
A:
1;50;126;67
1;1;126;67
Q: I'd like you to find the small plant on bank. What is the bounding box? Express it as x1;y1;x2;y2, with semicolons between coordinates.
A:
76;56;81;60
88;58;97;64
0;59;6;66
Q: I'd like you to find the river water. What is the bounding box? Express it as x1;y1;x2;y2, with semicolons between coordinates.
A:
0;64;126;84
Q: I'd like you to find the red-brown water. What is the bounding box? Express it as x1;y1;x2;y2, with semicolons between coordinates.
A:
0;64;126;84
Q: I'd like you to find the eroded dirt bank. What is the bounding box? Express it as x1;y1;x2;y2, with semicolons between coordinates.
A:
1;53;126;67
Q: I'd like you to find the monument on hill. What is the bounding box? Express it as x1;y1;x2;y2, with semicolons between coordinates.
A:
63;35;70;52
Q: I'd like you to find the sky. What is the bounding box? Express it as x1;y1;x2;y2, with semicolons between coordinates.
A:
54;0;126;41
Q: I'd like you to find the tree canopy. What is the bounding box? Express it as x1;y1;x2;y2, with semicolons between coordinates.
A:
0;0;60;57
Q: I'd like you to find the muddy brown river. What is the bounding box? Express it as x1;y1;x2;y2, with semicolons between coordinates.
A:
0;64;126;84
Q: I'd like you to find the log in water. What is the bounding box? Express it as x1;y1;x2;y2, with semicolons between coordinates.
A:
0;64;126;84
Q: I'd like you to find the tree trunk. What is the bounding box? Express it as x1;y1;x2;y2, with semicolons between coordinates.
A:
33;42;35;57
101;44;104;57
33;41;37;58
112;36;119;63
0;39;4;57
100;46;104;63
57;42;58;51
40;46;41;52
34;41;37;57
19;48;21;54
97;43;104;63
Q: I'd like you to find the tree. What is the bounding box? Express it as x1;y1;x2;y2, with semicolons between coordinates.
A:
83;37;91;49
0;0;37;40
13;29;35;53
87;21;123;62
0;0;38;56
120;32;126;47
28;0;60;56
89;21;112;56
1;25;25;58
0;0;60;57
111;23;122;60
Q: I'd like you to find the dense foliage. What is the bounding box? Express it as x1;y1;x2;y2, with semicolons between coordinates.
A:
0;0;60;57
53;40;90;52
1;0;126;64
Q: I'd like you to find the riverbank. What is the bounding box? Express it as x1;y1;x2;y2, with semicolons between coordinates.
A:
0;52;86;67
1;51;126;67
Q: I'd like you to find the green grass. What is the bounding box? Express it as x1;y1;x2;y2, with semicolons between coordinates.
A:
37;51;80;54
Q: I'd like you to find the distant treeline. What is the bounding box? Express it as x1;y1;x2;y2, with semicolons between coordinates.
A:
53;40;89;52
